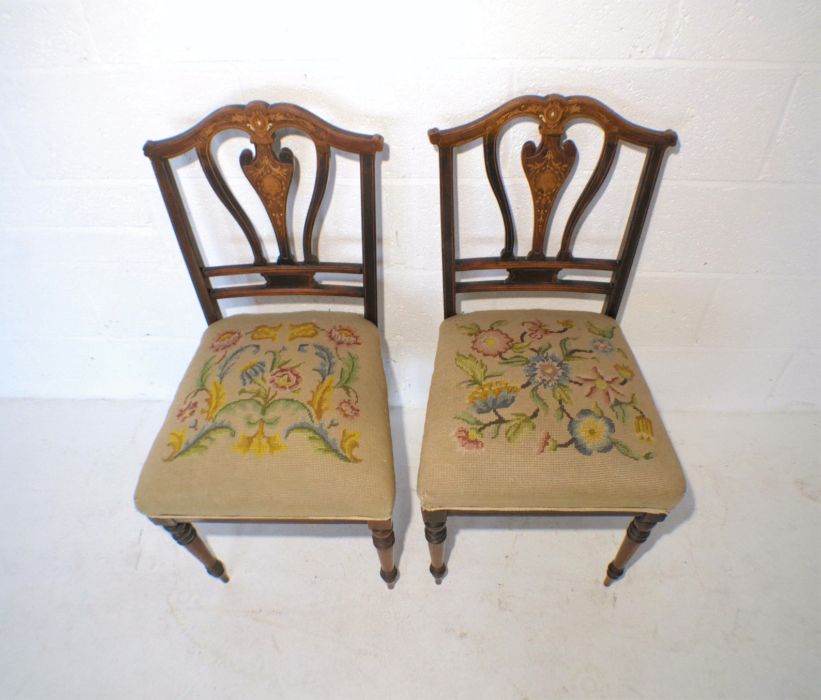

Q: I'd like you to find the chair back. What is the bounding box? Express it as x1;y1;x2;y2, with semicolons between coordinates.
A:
144;101;384;325
428;94;677;318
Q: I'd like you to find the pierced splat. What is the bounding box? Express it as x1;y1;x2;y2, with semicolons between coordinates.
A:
143;101;384;324
428;94;677;318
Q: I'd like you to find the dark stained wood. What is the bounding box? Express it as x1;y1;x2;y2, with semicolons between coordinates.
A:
161;521;229;582
422;510;447;583
144;101;385;326
428;94;677;319
368;520;398;588
483;132;515;259
604;513;666;586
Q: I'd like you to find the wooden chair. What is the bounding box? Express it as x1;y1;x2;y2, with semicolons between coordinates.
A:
418;94;684;585
135;101;397;586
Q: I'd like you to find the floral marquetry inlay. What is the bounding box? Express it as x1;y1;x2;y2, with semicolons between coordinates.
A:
521;134;577;257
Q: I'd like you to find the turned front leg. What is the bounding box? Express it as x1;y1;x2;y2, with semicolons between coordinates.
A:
604;513;666;586
368;520;398;587
159;521;229;583
422;510;447;583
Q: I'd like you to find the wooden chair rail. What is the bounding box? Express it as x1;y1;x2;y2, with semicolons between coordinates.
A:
202;261;364;278
455;256;618;272
145;101;383;325
210;283;365;300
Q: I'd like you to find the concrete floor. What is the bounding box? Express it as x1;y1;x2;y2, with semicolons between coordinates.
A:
0;400;818;699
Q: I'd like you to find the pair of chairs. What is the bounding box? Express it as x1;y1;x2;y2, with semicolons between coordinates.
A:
134;95;685;588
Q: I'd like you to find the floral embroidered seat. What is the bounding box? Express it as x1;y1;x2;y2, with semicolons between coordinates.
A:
419;309;684;513
136;312;394;521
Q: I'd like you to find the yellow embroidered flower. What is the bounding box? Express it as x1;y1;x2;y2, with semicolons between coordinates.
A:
340;429;362;462
558;319;575;329
233;421;286;456
288;322;320;340
250;324;282;341
614;363;635;381
467;381;519;414
635;415;654;443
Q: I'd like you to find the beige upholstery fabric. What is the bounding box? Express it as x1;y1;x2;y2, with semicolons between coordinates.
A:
418;310;685;514
135;312;394;521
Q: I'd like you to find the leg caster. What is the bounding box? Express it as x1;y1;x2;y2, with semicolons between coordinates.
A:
604;513;666;586
162;521;229;583
423;510;447;584
368;520;398;588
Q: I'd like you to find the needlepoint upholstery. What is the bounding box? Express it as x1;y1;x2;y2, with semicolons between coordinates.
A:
135;311;395;521
418;309;685;514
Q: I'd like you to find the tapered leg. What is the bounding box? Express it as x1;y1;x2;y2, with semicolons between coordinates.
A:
422;510;447;583
161;521;229;583
604;513;666;586
368;520;398;588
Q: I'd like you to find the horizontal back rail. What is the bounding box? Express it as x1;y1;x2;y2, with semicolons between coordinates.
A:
429;94;677;319
145;101;383;325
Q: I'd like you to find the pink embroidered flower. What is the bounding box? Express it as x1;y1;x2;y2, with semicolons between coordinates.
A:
577;367;625;407
337;399;360;418
176;399;199;422
269;367;302;392
471;329;513;357
522;320;553;340
327;325;361;347
210;329;242;353
454;426;484;451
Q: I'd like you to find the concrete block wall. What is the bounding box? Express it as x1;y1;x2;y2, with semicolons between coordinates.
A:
1;0;818;412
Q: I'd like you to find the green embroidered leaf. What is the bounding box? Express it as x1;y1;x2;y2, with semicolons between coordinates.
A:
284;422;349;462
535;344;553;356
530;387;550;413
555;407;565;421
585;320;615;339
489;422;501;439
511;341;532;353
264;398;313;420
499;355;528;366
559;337;589;362
559;337;572;360
612;439;640;460
489;320;508;329
552;385;572;405
337;351;359;388
214;397;264;421
196;356;216;391
171;423;236;460
643;452;655;460
592;402;604;417
455;412;482;426
505;413;535;443
455;353;487;384
457;323;481;336
611;400;627;423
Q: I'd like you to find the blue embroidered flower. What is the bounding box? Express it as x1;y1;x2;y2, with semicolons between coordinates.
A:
467;381;519;414
590;338;615;354
568;409;615;455
524;353;570;389
239;360;266;385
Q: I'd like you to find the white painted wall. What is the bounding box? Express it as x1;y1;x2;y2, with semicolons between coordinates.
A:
1;0;818;412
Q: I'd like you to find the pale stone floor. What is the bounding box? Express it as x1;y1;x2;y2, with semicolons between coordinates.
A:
0;400;818;699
